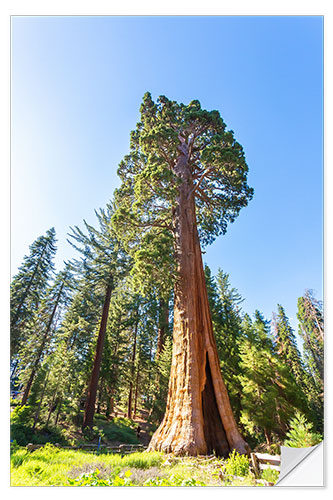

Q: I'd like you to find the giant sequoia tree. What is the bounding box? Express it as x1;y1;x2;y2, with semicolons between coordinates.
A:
113;93;253;456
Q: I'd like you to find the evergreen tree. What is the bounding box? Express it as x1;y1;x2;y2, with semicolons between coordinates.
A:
52;278;103;424
11;228;57;359
239;312;306;446
68;204;128;428
272;305;320;429
273;305;305;388
297;290;324;431
297;290;324;390
18;264;73;405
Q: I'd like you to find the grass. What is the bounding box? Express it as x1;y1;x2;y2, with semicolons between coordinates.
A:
11;443;279;487
11;444;164;486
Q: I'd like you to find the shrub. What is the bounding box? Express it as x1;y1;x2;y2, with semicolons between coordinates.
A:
261;467;280;483
96;417;138;444
223;449;250;477
10;405;35;445
284;412;322;448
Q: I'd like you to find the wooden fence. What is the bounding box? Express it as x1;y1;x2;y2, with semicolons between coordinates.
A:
250;452;281;477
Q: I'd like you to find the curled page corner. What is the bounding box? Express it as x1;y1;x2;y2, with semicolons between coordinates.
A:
275;441;324;486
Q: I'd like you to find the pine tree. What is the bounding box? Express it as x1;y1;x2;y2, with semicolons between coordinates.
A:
11;228;57;359
297;290;324;390
239;312;306;446
52;278;103;424
272;305;320;429
297;290;324;430
113;93;253;456
273;305;306;388
68;204;128;428
18;264;73;405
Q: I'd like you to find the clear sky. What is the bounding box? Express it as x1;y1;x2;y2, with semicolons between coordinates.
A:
11;15;323;339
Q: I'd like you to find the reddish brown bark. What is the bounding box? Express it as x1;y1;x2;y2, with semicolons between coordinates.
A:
127;314;139;419
148;142;249;457
83;280;112;428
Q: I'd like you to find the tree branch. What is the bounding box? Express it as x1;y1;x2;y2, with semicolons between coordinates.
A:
187;167;214;199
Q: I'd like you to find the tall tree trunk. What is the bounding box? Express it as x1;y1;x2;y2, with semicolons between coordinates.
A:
127;313;139;419
148;148;249;457
55;399;62;425
83;279;112;428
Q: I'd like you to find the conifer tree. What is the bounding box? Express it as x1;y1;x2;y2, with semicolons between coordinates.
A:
272;305;320;429
297;290;324;390
113;93;253;456
52;278;103;423
273;305;306;388
297;290;324;430
19;264;73;405
11;228;57;359
239;312;306;446
68;204;128;428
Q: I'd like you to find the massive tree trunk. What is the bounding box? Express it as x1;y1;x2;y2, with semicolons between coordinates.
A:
148;145;249;457
83;279;112;428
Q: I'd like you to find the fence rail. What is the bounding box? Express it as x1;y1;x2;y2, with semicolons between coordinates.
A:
250;452;281;476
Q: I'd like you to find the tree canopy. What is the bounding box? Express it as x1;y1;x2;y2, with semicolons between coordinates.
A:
112;93;253;295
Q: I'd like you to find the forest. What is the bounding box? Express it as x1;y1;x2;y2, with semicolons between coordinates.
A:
10;94;324;487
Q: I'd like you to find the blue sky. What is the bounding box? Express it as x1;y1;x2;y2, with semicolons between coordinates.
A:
11;15;323;339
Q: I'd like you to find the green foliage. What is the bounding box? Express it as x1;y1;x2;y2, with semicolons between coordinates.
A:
68;468;133;486
10;405;35;445
297;290;324;431
260;467;280;483
149;335;173;423
273;305;307;390
239;311;305;445
112;93;253;295
94;416;139;444
284;412;322;448
11;228;57;362
222;450;250;477
11;404;69;446
144;474;206;486
11;445;164;486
